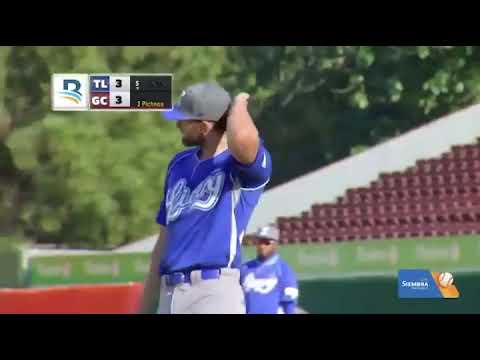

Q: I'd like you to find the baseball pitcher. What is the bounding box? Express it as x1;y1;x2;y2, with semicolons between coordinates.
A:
240;225;299;314
140;82;272;314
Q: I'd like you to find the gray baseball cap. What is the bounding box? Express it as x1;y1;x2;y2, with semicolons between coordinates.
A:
164;82;231;122
256;225;280;242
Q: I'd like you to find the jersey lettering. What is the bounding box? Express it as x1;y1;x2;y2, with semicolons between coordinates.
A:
242;272;278;294
166;170;225;224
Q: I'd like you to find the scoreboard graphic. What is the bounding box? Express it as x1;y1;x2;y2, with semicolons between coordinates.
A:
52;74;173;111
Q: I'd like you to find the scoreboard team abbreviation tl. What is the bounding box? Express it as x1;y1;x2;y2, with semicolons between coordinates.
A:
52;74;173;111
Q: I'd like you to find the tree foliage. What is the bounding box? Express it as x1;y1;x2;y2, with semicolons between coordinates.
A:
2;46;480;248
222;46;480;185
2;46;225;248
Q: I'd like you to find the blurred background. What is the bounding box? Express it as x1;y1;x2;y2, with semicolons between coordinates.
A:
1;46;480;313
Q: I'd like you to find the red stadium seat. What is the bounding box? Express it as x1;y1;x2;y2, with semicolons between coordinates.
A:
461;212;476;222
448;212;463;223
302;218;317;230
277;218;292;231
290;218;303;231
362;217;376;227
471;198;480;207
405;166;416;174
384;225;399;239
419;160;433;174
384;203;397;214
437;202;448;211
442;151;454;161
356;226;372;240
460;160;471;171
433;160;445;174
398;176;409;187
348;218;362;227
269;142;480;246
408;175;421;187
403;224;421;237
300;229;316;243
398;215;410;225
301;211;310;218
311;204;328;217
348;206;362;217
453;145;480;160
371;181;381;190
435;174;446;186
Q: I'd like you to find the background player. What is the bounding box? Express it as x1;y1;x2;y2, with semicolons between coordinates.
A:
139;82;272;314
240;225;299;314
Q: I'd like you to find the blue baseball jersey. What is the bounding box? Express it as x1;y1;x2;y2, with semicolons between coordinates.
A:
240;254;299;314
156;142;272;275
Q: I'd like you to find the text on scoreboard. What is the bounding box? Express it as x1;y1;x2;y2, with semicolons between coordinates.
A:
52;74;173;111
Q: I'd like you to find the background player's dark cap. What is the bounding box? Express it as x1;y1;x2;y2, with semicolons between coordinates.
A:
163;82;231;122
256;225;280;242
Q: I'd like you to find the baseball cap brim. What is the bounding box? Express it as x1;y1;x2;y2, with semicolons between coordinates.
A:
163;105;197;121
256;236;277;243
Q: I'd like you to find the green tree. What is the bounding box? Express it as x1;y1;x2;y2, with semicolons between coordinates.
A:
222;46;480;186
2;46;229;248
13;111;182;248
3;46;480;248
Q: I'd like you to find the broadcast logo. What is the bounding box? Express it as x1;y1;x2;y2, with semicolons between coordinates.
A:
52;74;89;111
438;272;454;288
398;269;460;299
59;80;82;104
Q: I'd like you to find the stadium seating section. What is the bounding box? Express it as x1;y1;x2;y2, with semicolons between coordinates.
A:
244;142;480;245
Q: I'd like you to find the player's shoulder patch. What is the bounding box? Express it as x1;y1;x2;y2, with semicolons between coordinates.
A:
168;147;198;171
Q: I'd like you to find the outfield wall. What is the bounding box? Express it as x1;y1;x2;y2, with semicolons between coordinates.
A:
4;236;480;313
299;272;480;314
0;283;142;314
27;252;150;287
25;236;480;286
3;276;478;314
244;235;480;280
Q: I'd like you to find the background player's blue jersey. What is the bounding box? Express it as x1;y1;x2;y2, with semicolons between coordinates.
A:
156;142;272;275
240;254;299;314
